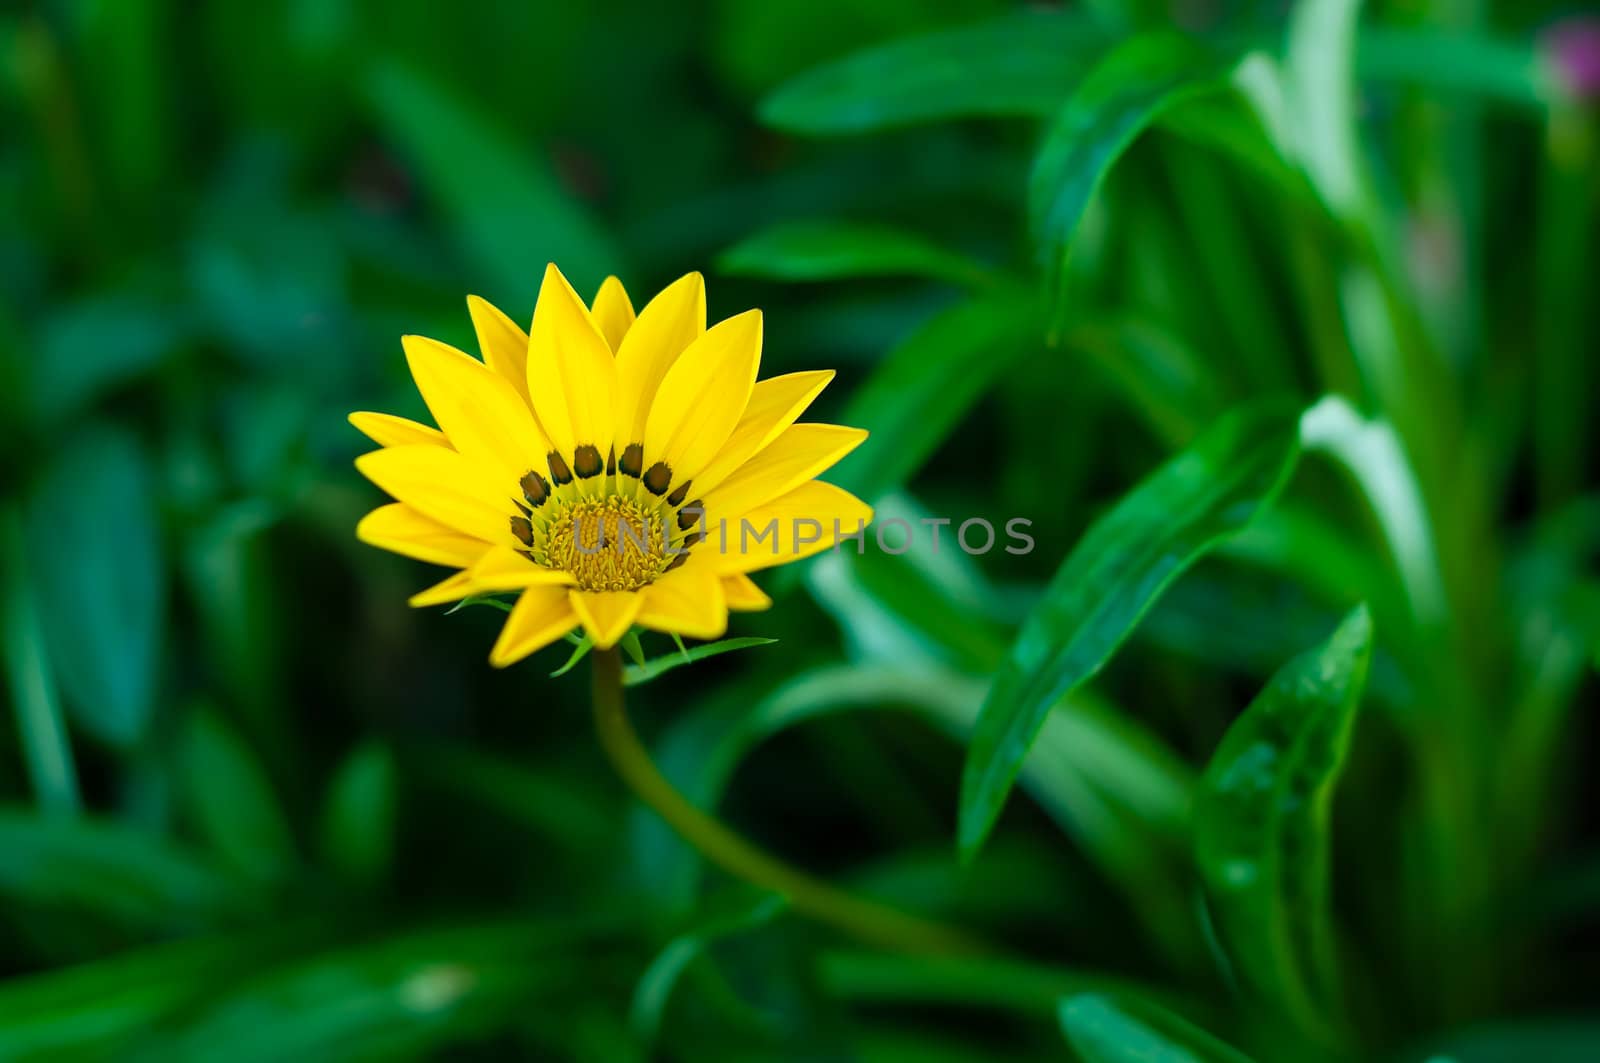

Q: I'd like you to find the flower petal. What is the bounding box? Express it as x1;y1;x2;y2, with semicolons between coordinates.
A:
721;573;772;612
693;370;834;494
589;276;636;353
637;563;728;640
408;546;574;606
702;424;867;523
490;585;579;668
642;309;761;488
526;263;618;459
467;295;532;405
357;503;487;567
613;271;705;451
356;445;511;544
349;411;448;450
404;334;547;487
569;589;643;649
712;480;873;574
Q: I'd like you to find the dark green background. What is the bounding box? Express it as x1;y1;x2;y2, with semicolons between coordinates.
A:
1;1;1597;1060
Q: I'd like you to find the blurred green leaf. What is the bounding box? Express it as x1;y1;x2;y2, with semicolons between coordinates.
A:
1194;605;1372;1041
833;289;1043;502
1356;27;1550;109
179;709;298;883
630;889;787;1044
25;294;189;424
624;637;778;687
549;635;594;677
1029;34;1233;316
959;402;1302;862
1;506;81;817
0;808;248;932
24;427;166;747
318;742;396;889
1059;993;1256;1063
0;925;328;1061
760;11;1106;134
129;921;619;1062
367;60;621;300
823;953;1186;1020
718;220;993;287
1420;1019;1600;1062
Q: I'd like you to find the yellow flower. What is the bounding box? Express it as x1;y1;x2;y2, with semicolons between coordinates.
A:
352;265;872;666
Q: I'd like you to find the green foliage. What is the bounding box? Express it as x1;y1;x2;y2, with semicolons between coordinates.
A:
960;403;1303;861
1;1;1596;1059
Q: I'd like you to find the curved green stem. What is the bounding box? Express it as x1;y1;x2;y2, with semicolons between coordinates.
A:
591;648;979;955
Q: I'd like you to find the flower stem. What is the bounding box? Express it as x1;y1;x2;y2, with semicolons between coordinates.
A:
590;648;978;955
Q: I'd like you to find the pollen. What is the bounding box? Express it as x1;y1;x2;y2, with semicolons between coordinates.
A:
535;494;674;593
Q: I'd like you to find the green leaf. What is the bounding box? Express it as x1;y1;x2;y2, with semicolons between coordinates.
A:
549;636;594;677
178;708;298;882
1059;993;1257;1063
26;294;189;424
822;953;1186;1019
620;629;648;669
1029;34;1234;314
1356;26;1551;109
760;11;1107;134
366;61;621;299
444;593;514;615
958;402;1303;861
1192;604;1372;1039
718;220;992;287
318;742;396;889
24;427;166;747
623;637;778;687
629;890;788;1044
0;808;250;931
833;289;1043;502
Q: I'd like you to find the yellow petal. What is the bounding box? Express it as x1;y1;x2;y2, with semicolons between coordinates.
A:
408;546;574;606
467;295;532;404
721;573;772;612
349;411;448;450
526;263;617;460
490;585;579;668
637;563;728;640
589;276;636;352
693;370;834;494
712;480;873;574
356;445;511;545
357;503;487;567
702;423;867;523
403;334;547;487
613;271;705;451
569;589;643;649
642;309;761;488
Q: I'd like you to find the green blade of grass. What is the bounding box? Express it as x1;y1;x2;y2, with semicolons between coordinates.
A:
958;402;1302;862
1193;605;1373;1044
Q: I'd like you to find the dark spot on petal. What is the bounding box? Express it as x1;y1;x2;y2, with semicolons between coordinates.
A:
643;461;672;495
520;470;549;507
512;498;532;517
677;502;704;531
665;551;689;572
606;447;617;475
510;516;534;546
620;443;644;478
573;444;603;478
666;479;692;507
679;529;705;547
547;450;573;485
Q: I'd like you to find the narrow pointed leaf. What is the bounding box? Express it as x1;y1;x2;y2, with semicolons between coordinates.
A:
623;637;778;687
1059;993;1257;1063
718;220;993;287
760;12;1107;134
958;403;1302;861
1193;604;1373;1038
1029;34;1235;313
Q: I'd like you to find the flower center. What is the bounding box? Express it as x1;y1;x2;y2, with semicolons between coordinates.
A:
534;495;672;593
